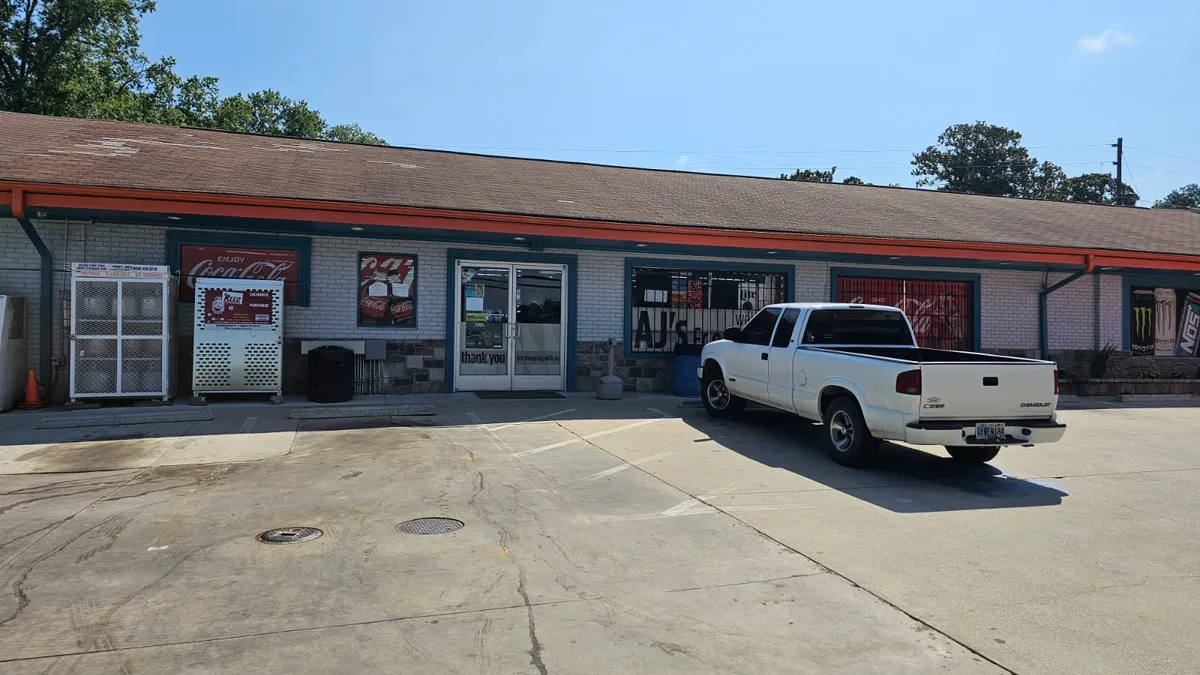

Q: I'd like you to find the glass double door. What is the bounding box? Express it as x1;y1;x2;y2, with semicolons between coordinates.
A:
454;262;566;391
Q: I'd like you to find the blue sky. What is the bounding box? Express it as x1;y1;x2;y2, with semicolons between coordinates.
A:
141;0;1200;205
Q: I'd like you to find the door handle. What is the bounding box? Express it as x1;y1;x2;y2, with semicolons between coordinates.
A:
761;352;769;361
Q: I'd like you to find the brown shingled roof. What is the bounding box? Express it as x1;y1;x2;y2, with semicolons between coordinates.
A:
2;111;1197;255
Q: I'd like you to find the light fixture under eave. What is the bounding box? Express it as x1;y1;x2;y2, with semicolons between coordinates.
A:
888;256;900;260
514;236;526;241
998;261;1010;265
635;243;647;247
766;251;777;255
350;226;364;231
165;215;182;221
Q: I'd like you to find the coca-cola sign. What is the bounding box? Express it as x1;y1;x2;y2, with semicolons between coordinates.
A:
359;252;417;327
180;245;300;302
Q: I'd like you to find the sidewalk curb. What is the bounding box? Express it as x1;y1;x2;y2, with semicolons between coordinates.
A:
289;405;436;420
38;409;215;429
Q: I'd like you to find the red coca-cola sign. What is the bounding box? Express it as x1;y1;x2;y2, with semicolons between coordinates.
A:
359;253;417;326
836;276;972;350
180;245;300;302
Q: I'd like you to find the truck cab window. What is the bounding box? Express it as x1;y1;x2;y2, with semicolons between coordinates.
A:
742;307;782;346
802;309;915;346
771;308;802;348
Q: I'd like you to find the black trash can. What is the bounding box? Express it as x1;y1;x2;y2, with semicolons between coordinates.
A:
307;346;355;403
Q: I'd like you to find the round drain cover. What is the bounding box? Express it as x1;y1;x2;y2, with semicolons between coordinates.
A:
397;517;464;535
256;527;323;544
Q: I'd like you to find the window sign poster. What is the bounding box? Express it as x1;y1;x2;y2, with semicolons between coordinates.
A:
180;245;300;303
1130;287;1200;358
359;253;417;327
202;289;275;329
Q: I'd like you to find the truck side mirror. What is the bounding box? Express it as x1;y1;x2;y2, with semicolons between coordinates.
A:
723;327;744;342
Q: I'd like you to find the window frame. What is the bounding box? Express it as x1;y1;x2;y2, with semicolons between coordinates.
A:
828;267;980;352
624;258;795;358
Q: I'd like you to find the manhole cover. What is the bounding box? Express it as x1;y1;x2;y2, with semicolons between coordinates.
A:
397;517;464;535
256;527;323;544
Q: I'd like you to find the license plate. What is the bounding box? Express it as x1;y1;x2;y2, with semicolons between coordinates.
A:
975;423;1006;441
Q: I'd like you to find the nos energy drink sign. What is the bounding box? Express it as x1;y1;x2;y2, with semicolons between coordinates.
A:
1178;293;1200;357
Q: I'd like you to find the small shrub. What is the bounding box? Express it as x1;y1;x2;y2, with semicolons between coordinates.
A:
1087;343;1119;379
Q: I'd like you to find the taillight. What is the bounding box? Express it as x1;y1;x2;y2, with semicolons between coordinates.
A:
1053;370;1060;395
895;369;922;395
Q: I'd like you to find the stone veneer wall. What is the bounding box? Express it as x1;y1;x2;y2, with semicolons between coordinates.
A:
575;341;674;392
281;339;447;396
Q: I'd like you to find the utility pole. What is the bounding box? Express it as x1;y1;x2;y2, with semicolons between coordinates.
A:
1112;137;1124;206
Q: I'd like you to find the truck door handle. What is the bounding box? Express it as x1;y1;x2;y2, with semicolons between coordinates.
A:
761;352;769;361
982;377;998;386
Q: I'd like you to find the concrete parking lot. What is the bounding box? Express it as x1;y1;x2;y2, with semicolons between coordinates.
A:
0;396;1197;674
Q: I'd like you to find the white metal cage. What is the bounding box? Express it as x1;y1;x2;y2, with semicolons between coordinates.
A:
192;278;284;396
69;263;175;401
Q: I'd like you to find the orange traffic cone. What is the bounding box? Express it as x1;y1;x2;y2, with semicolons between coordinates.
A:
18;369;44;409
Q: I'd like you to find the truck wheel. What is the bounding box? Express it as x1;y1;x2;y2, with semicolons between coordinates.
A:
701;365;745;419
946;446;1001;463
823;396;877;467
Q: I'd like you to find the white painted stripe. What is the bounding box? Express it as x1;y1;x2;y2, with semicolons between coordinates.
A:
645;407;670;418
466;412;483;425
239;416;257;433
584;449;681;481
488;408;576;431
587;507;717;523
698;480;744;500
511;418;664;458
146;546;169;552
662;499;702;516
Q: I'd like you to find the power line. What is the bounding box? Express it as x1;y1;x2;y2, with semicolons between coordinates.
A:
1127;147;1200;164
1122;161;1142;202
1126;163;1200;181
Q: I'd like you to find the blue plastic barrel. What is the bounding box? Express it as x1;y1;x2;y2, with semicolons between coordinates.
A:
673;355;701;397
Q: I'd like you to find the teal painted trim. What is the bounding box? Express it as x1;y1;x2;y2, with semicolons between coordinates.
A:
1120;272;1200;351
165;230;313;306
445;249;579;392
1039;270;1088;360
623;257;796;359
355;251;420;330
828;266;982;352
17;216;53;389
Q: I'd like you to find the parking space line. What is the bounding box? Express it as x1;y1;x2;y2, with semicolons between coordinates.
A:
240;416;257;433
583;449;682;481
511;418;666;458
488;408;576;432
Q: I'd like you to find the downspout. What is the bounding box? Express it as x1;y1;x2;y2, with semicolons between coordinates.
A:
1039;254;1094;361
12;189;54;389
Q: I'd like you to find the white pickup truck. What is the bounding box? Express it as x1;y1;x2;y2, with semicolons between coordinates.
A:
699;303;1066;466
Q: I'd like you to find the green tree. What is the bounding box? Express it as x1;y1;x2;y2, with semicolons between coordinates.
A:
0;0;157;116
1;0;386;144
911;122;1065;199
1062;172;1138;206
782;166;837;182
841;175;865;185
1153;184;1200;209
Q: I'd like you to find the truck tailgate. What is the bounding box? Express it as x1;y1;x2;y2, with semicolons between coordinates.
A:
919;362;1057;420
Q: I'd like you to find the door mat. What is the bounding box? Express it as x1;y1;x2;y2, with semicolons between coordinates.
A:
475;391;565;400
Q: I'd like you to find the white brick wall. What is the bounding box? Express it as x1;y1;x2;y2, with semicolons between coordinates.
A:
1;216;1127;385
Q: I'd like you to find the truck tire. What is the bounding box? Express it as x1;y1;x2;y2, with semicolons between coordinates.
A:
701;365;745;419
823;396;877;467
945;446;1001;463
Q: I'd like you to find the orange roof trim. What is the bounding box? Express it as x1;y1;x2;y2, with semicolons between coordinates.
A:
5;181;1200;273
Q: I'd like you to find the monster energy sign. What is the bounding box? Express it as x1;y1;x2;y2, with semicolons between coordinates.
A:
1129;287;1200;358
1130;289;1155;356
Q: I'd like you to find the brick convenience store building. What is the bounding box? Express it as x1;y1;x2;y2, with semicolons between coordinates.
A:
3;112;1200;401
